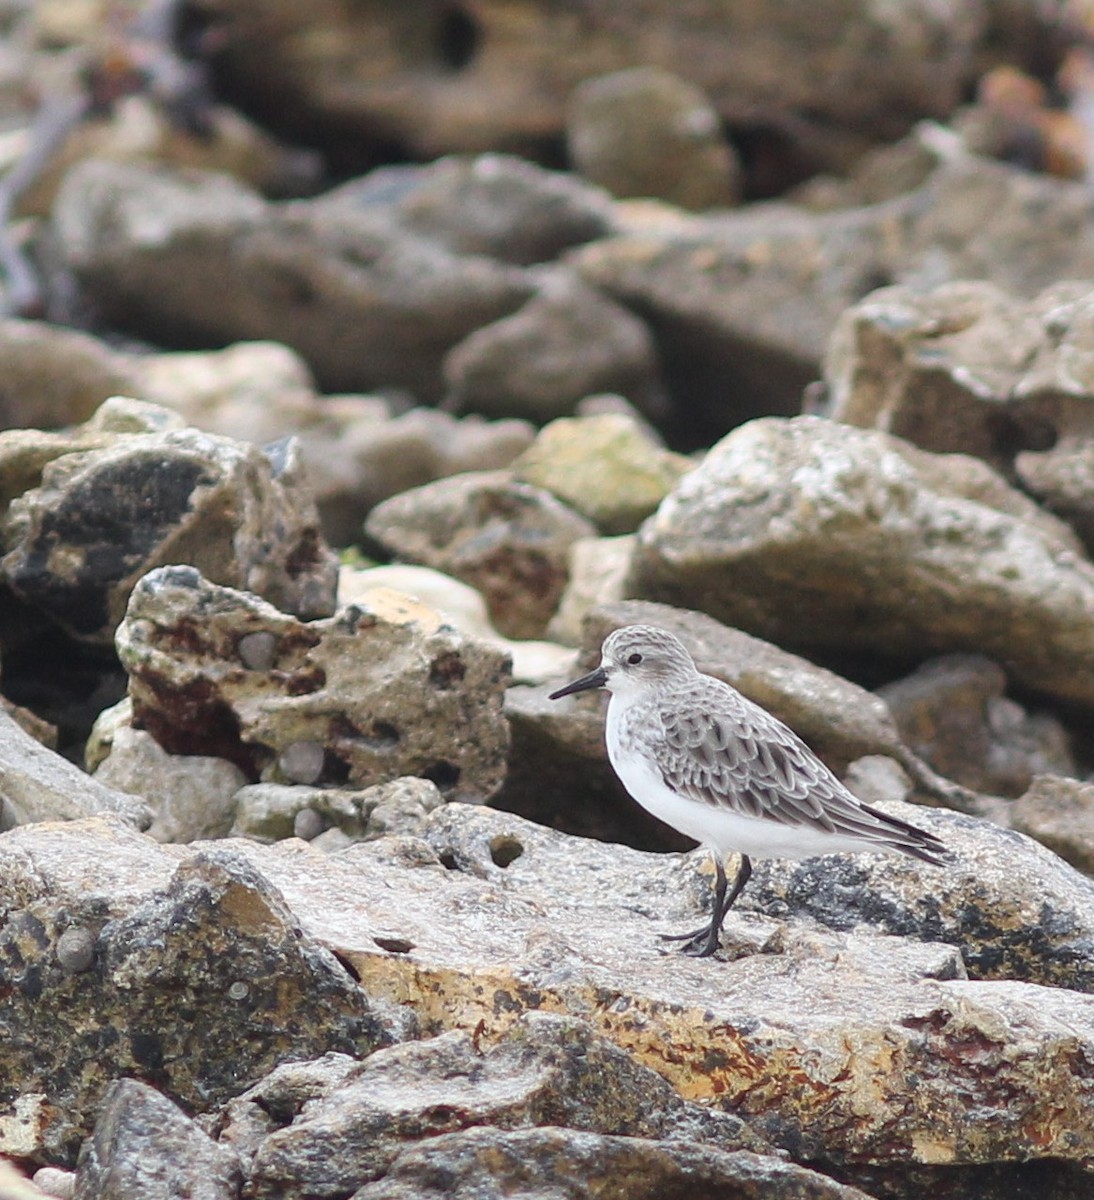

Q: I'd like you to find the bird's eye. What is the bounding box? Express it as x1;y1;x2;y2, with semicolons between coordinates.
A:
627;652;643;665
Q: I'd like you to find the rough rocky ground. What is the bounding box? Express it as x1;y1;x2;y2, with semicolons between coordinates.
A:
4;4;1094;1200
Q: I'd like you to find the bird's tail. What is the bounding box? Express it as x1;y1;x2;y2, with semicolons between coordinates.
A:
844;802;953;867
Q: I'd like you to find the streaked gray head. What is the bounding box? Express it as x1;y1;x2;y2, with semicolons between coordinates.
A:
548;624;698;701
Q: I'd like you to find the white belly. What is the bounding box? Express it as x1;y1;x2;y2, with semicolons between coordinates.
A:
606;704;888;862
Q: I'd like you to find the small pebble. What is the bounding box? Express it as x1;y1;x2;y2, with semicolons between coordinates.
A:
55;926;95;973
279;741;326;784
33;1167;76;1199
239;631;278;671
293;806;325;841
228;980;250;1001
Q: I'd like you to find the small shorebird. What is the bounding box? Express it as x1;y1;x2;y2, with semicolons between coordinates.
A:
549;624;950;957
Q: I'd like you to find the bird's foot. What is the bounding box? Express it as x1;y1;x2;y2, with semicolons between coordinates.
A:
659;923;720;957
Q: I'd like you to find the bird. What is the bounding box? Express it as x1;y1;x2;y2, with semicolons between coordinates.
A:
548;624;950;957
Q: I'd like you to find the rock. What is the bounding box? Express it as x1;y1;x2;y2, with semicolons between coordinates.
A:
92;727;247;843
0;822;388;1164
364;471;596;639
226;1013;767;1198
116;566;512;801
74;1079;240;1200
547;535;635;646
339;564;575;684
52;159;534;398
1016;435;1094;558
567;67;742;210
351;1128;872;1200
823;280;1094;472
32;1166;74;1199
1010;775;1094;875
442;271;666;423
629;415;1094;708
197;0;983;165
574;154;1094;440
0;706;150;828
877;655;1076;798
230;777;444;845
321;153;613;265
0;397;338;645
511;413;693;535
8;804;1094;1193
0;320;138;430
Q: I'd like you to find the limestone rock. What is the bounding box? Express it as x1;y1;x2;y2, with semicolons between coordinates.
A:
511;413;692;535
226;1013;767;1198
443;271;665;423
230;777;444;845
824;280;1094;472
365;471;595;639
74;1079;240;1200
877;655;1075;798
93;727;247;843
339;564;574;684
52;159;534;398
548;535;635;646
320;153;613;265
629;416;1094;707
351;1129;873;1200
0;825;386;1164
0;706;150;829
1010;775;1094;875
1016;435;1094;558
0;398;338;644
115;566;512;801
567;66;742;210
574;155;1094;438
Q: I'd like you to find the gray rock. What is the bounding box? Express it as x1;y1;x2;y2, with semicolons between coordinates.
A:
1016;435;1094;558
350;1129;873;1200
365;471;595;639
0;399;337;644
52;160;534;398
0;824;387;1164
824;280;1094;472
93;727;246;843
1010;775;1094;875
443;271;666;423
0;706;150;828
230;777;444;844
629;415;1094;708
230;1013;767;1198
574;154;1094;436
567;66;742;210
877;655;1076;798
115;567;512;802
74;1079;240;1200
322;153;613;265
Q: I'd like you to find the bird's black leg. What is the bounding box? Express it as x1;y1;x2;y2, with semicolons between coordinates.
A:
660;854;752;957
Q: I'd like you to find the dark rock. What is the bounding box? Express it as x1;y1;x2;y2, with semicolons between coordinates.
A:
351;1128;871;1200
0;824;386;1164
74;1079;240;1200
443;272;666;424
227;1013;767;1198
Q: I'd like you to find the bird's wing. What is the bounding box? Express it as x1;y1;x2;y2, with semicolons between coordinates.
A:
639;677;874;835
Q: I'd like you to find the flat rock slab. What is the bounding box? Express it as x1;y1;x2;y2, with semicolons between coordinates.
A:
5;805;1094;1179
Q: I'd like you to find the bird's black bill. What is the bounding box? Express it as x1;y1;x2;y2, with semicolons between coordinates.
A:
548;666;608;700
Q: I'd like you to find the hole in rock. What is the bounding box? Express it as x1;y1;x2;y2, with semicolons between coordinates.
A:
488;835;524;868
423;760;460;790
435;5;480;71
438;850;460;871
